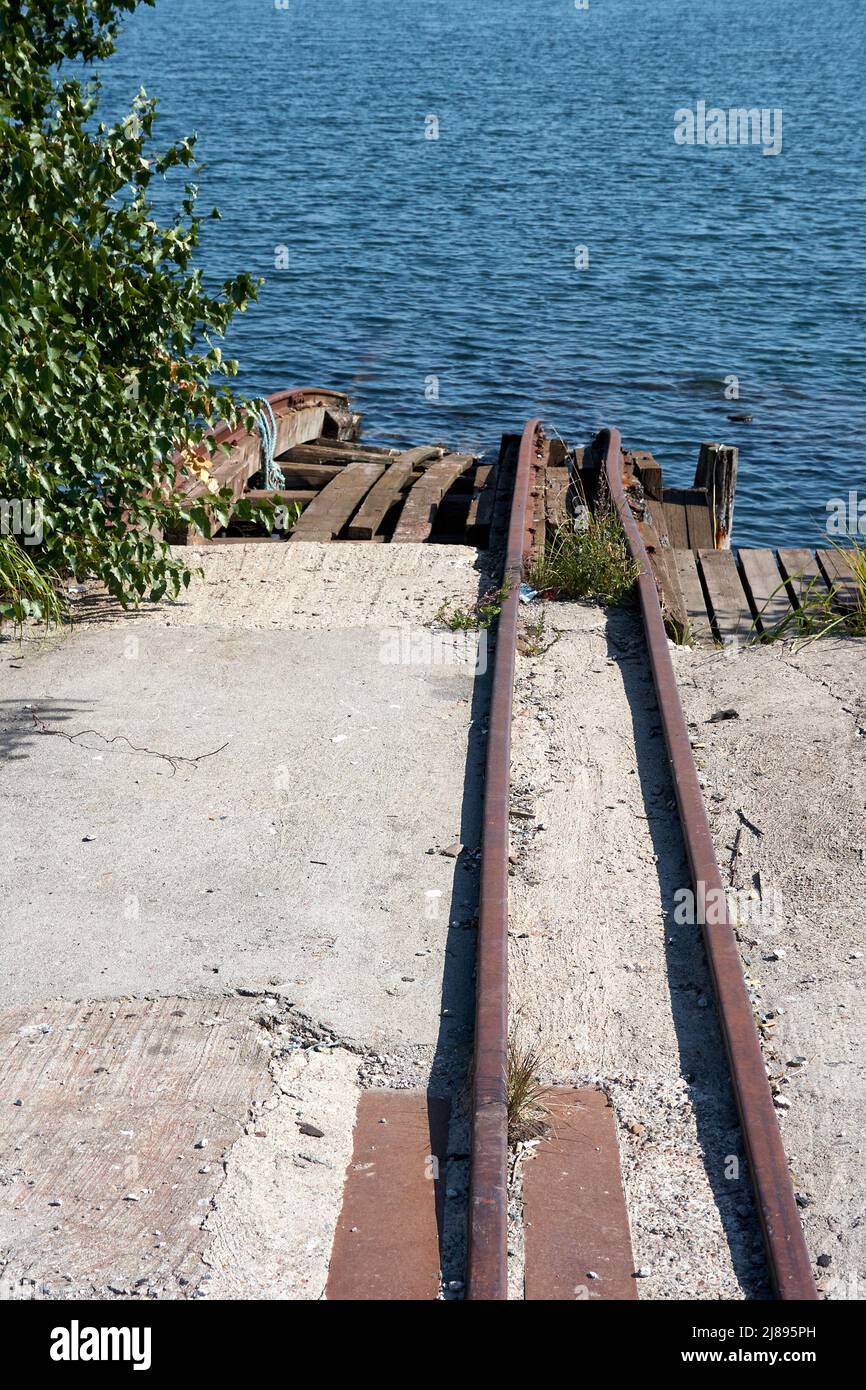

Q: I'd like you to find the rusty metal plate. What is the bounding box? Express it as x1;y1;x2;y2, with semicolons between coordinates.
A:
326;1091;449;1301
523;1088;637;1301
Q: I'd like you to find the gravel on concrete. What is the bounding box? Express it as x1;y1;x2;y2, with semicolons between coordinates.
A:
673;634;866;1301
507;600;768;1300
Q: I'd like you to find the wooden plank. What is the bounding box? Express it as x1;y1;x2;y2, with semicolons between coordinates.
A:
391;453;473;542
644;495;672;548
278;442;396;467
288;437;395;457
345;457;415;539
685;491;714;550
816;549;861;611
274;462;342;489
326;1091;449;1301
738;547;793;635
289;461;383;542
672;548;711;642
777;547;828;607
524;1089;637;1302
662;487;714;550
243;488;316;505
661;490;690;550
273;404;328;456
397;445;445;469
465;462;497;543
698;548;754;645
637;519;687;633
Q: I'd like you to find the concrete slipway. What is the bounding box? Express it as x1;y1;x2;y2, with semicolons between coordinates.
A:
0;545;862;1301
0;544;493;1299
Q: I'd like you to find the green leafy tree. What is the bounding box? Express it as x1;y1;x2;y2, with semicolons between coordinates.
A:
0;0;263;621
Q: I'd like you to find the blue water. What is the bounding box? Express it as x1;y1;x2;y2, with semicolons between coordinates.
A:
99;0;866;547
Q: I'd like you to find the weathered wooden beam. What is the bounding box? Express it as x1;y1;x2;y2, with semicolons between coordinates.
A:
289;461;384;542
346;457;415;539
699;548;754;645
391;454;474;542
277;442;397;467
694;443;738;548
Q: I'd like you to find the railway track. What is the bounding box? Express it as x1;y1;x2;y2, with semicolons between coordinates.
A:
467;418;817;1302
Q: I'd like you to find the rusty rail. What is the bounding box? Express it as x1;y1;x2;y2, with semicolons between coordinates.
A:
602;426;817;1301
467;418;543;1301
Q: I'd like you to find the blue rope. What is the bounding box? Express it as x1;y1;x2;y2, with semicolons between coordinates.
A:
255;398;285;491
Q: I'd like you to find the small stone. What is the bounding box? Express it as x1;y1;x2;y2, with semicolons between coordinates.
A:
440;842;463;858
629;1122;646;1137
634;1267;652;1278
795;1193;813;1208
194;1138;208;1149
773;1095;791;1110
48;1199;62;1207
82;835;95;843
587;1270;599;1280
123;1193;140;1202
298;1122;324;1138
816;1254;832;1269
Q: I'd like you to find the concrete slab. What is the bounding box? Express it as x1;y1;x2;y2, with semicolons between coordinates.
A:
0;619;486;1047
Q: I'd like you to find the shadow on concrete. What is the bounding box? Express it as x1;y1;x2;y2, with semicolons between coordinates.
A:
0;699;93;763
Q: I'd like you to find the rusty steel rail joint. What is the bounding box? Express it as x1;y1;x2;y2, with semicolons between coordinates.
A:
602;426;817;1301
467;418;543;1301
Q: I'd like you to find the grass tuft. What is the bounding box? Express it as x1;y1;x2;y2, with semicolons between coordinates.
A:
506;1033;550;1148
434;581;510;631
529;508;639;606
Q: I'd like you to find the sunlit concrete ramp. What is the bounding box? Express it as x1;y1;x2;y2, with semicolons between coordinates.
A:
0;542;493;1298
0;544;491;1043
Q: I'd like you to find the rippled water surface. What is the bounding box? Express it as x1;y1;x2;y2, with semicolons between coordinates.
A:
102;0;866;546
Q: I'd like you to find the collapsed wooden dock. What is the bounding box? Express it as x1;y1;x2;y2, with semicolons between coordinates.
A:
537;434;860;646
172;389;500;548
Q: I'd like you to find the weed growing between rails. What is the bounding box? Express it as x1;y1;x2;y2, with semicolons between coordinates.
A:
506;1033;550;1148
529;509;639;607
